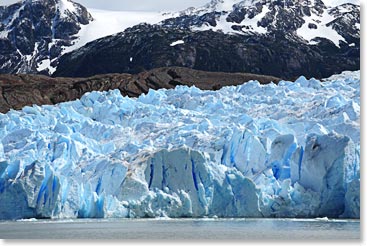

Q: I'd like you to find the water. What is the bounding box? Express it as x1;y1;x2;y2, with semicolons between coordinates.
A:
0;218;360;240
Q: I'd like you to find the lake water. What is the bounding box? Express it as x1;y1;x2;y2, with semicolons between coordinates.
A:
0;218;360;240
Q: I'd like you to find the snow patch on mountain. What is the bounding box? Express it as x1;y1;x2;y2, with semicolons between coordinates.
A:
0;71;360;220
237;4;269;34
191;5;268;34
170;40;185;46
58;0;76;17
193;13;239;33
37;59;56;74
297;8;347;47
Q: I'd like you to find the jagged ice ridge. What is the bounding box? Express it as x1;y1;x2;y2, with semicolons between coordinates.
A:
0;71;360;219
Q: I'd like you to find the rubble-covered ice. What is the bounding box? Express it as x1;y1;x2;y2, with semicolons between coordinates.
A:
0;71;360;220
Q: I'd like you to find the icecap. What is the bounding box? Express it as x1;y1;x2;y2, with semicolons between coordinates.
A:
0;71;360;220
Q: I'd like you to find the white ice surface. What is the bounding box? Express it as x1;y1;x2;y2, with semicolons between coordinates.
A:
0;71;360;220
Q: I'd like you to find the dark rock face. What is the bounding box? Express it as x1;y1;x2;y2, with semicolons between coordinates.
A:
308;23;318;29
0;0;92;74
53;0;360;79
0;67;280;113
54;23;359;80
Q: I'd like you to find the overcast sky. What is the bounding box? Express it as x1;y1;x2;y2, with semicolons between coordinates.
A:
0;0;209;11
0;0;360;10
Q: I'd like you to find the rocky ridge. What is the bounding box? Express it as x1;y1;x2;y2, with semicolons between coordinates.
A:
0;67;280;113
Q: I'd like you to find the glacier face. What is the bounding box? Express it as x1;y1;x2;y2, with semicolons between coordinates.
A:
0;71;360;219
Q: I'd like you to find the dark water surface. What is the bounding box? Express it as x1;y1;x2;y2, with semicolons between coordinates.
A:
0;218;360;240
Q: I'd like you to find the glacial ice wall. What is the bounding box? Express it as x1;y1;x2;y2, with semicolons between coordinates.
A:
0;71;360;219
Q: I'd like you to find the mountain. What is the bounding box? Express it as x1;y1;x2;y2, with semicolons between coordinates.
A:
0;0;360;79
53;0;360;79
0;0;92;74
0;67;280;113
167;0;359;46
0;0;167;75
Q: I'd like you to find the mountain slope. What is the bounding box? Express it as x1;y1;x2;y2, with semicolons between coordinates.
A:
54;22;358;79
0;0;360;78
0;0;92;74
167;0;359;46
54;0;360;79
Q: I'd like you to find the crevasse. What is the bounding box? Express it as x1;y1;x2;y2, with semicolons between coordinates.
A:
0;71;360;219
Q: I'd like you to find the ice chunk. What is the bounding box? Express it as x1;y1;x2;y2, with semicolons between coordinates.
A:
221;129;267;176
299;133;355;217
0;162;60;220
268;134;297;181
341;179;360;218
325;94;348;108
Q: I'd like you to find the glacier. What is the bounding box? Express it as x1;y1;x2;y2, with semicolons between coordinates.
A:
0;71;360;220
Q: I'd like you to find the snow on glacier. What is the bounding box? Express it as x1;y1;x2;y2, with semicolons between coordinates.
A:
62;9;167;55
0;71;360;219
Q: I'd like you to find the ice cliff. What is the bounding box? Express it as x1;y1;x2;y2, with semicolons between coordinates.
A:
0;71;360;219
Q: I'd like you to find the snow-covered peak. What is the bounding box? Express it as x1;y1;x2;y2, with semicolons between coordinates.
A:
164;0;359;47
0;0;92;74
206;0;242;11
58;0;77;17
0;0;360;76
178;0;252;16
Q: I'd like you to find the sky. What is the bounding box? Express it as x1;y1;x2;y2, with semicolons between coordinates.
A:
0;0;360;11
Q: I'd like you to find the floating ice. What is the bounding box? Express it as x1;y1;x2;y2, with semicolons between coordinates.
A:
0;71;360;220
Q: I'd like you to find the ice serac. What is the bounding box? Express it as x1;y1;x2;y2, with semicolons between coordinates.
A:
0;162;60;219
129;148;261;218
299;134;354;217
0;71;360;219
